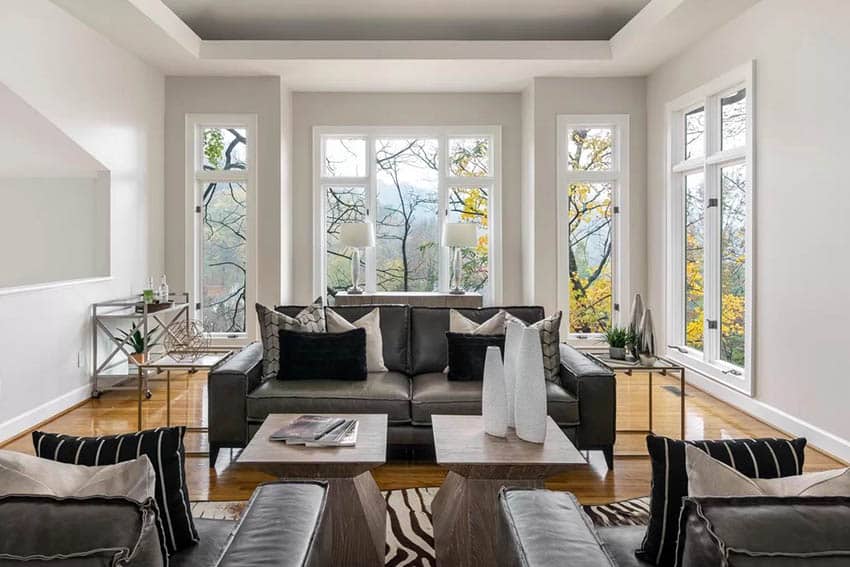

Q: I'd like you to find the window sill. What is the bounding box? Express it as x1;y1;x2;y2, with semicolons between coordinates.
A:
664;347;751;396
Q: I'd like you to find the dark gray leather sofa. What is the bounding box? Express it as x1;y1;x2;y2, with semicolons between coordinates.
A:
498;488;850;566
0;481;330;567
208;305;616;467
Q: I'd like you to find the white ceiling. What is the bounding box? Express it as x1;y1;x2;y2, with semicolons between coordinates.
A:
52;0;761;92
162;0;651;41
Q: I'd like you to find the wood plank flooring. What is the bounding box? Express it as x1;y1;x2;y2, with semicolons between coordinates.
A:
1;370;842;504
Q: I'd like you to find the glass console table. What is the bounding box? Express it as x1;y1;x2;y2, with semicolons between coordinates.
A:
584;352;686;448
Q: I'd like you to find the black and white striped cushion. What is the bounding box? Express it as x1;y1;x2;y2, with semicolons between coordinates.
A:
32;427;197;554
637;434;806;567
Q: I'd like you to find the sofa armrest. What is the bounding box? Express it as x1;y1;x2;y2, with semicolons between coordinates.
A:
558;344;616;452
208;342;264;449
217;481;330;567
498;488;616;567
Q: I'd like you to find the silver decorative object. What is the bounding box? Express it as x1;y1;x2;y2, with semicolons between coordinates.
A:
514;326;547;444
163;320;210;362
638;308;657;366
628;293;645;358
482;346;508;438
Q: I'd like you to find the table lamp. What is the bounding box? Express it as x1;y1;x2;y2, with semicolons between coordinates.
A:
441;223;477;294
339;223;375;294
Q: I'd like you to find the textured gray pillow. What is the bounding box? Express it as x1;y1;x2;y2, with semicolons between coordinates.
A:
0;450;156;503
256;301;326;378
506;311;562;382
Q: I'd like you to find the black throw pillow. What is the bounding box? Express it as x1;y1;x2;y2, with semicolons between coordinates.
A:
278;328;367;381
32;427;198;555
637;434;807;567
446;332;505;381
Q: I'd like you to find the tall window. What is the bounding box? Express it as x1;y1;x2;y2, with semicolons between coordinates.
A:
315;127;500;303
666;63;753;393
557;115;630;337
188;115;257;338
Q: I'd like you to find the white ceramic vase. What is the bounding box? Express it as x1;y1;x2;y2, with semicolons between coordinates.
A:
514;326;547;443
503;320;524;428
482;346;508;437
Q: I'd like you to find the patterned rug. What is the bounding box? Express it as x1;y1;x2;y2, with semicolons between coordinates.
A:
192;490;649;566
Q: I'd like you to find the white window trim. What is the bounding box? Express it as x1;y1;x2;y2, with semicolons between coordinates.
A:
556;114;630;340
664;61;755;395
185;113;258;342
312;125;502;305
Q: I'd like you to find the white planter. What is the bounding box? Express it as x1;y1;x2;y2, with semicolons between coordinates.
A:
482;346;508;437
514;326;547;444
503;320;523;428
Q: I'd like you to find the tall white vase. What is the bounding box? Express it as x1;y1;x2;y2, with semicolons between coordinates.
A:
482;346;508;437
514;326;547;443
503;320;523;428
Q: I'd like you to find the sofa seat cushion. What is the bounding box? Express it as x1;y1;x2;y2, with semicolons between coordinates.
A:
247;372;411;425
597;526;653;567
411;373;579;426
171;518;235;567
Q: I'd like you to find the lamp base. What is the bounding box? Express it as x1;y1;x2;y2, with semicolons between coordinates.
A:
346;287;364;295
449;288;466;295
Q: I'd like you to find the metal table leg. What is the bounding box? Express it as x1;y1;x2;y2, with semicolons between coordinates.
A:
166;369;171;427
137;366;143;431
680;369;686;439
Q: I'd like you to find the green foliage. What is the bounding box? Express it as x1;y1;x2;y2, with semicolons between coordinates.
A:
118;322;157;354
203;128;225;169
603;326;629;348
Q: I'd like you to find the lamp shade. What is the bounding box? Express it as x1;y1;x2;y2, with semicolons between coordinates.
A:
339;223;375;247
441;222;477;248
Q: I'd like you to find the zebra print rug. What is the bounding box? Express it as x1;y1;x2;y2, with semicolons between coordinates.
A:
193;491;649;566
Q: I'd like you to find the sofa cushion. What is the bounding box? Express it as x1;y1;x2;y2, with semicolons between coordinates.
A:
0;495;165;566
410;306;545;374
278;304;409;374
247;371;411;425
446;333;505;381
410;372;578;426
171;518;234;567
278;328;367;381
597;526;653;567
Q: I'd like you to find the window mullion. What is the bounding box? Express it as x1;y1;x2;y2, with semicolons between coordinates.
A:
365;135;377;293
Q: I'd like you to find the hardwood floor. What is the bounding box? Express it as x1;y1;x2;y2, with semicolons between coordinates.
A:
1;370;842;504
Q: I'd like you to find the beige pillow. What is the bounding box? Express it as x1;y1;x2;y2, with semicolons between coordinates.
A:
0;449;156;503
505;311;562;382
449;309;506;335
326;308;388;373
685;443;850;497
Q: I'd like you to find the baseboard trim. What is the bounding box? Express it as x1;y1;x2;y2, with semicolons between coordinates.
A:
685;370;850;464
0;384;91;446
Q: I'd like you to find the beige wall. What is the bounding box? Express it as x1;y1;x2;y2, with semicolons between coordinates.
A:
525;77;648;318
646;0;850;453
164;77;283;308
290;92;523;304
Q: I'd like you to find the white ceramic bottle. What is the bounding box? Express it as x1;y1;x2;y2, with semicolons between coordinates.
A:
514;326;547;443
482;346;508;437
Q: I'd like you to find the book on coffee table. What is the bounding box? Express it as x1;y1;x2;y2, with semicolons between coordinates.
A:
305;419;359;447
269;415;359;446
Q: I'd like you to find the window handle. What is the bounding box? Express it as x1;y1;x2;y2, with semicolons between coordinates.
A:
668;345;688;354
723;368;743;376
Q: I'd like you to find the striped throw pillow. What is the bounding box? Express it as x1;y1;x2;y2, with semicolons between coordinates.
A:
637;435;806;567
32;427;197;554
257;301;326;379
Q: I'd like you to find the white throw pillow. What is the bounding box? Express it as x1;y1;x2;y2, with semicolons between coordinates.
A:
685;443;850;497
0;449;156;503
449;309;506;335
326;308;388;373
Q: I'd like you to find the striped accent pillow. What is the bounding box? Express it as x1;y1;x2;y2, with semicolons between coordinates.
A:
32;427;197;555
637;435;806;567
257;302;326;379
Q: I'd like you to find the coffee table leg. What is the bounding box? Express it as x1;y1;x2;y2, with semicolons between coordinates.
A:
324;473;386;566
433;472;544;567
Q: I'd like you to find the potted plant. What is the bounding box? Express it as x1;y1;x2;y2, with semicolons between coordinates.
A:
118;322;156;366
604;326;629;360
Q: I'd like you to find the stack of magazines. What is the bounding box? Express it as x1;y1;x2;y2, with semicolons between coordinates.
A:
269;415;359;447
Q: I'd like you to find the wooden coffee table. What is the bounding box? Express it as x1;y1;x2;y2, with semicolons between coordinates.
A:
431;415;586;567
237;413;387;567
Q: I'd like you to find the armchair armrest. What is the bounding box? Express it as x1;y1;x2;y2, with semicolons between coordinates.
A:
217;481;330;567
558;344;616;456
208;342;264;452
498;488;616;567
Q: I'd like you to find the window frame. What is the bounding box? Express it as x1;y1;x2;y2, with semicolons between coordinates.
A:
665;62;755;395
556;114;630;340
185;113;258;342
313;125;502;304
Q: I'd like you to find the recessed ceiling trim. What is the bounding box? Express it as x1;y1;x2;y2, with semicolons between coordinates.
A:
200;40;612;61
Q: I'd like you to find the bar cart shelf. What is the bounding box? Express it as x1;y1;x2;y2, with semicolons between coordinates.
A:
91;293;190;398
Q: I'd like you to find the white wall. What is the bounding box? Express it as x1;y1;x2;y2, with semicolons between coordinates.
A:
525;77;647;318
164;77;283;309
0;0;164;440
646;0;850;456
290;92;524;304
